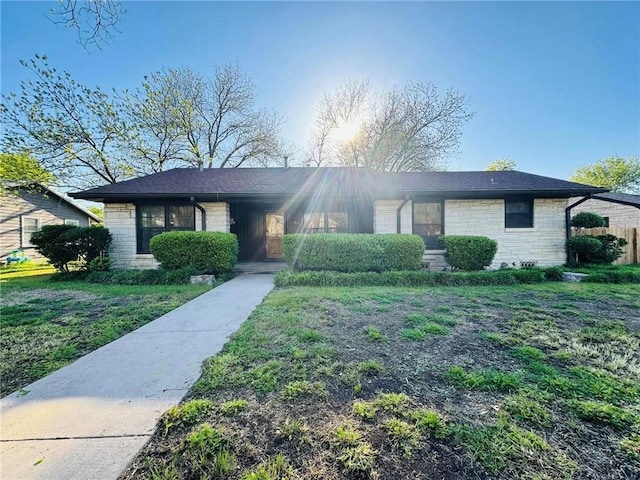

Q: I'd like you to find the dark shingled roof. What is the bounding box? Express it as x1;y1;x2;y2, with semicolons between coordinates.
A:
592;191;640;208
71;167;607;202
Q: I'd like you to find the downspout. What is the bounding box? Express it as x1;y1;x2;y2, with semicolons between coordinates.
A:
565;194;592;262
396;196;410;234
191;197;207;231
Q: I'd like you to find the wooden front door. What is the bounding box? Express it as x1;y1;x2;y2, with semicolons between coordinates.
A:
265;213;285;259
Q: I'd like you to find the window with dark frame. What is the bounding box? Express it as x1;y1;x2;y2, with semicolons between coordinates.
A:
505;198;534;228
413;201;443;249
136;205;195;253
302;211;348;233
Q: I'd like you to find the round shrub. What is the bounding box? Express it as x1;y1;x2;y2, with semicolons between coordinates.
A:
571;212;605;229
567;234;628;265
149;231;238;273
438;235;498;271
281;234;425;272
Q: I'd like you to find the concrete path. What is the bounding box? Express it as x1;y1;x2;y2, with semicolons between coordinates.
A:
0;273;275;480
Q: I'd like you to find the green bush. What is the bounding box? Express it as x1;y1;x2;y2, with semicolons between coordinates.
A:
85;266;201;285
571;212;605;229
567;234;627;265
30;225;112;272
542;266;564;281
149;231;238;273
281;234;425;272
274;269;553;288
438;236;498;271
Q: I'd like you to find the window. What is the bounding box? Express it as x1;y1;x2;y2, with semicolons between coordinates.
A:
64;219;80;226
21;217;40;247
136;205;195;253
505;198;534;228
603;217;610;228
303;212;348;234
413;202;443;249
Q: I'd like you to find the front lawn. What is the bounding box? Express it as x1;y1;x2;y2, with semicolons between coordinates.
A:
0;276;211;396
123;283;640;479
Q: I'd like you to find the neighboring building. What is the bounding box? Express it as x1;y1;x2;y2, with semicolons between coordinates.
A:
569;192;640;229
71;168;605;270
1;184;102;260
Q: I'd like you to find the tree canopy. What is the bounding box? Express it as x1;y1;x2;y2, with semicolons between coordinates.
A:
486;159;517;171
306;80;473;171
569;156;640;193
0;152;55;196
1;56;285;189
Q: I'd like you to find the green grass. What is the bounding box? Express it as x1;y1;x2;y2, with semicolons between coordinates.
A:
1;276;210;395
121;283;640;480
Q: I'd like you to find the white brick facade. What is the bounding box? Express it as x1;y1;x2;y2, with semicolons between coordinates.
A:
104;202;230;269
570;198;640;229
374;200;413;234
374;198;567;269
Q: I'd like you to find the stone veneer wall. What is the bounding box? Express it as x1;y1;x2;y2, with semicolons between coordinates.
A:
570;198;640;228
373;198;567;269
104;202;230;269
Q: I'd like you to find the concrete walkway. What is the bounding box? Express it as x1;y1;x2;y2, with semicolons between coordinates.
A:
0;273;275;480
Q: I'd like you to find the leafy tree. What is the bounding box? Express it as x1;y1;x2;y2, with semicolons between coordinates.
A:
1;55;134;189
569;156;640;193
0;152;55;195
306;80;473;171
87;206;104;219
486;159;517;171
133;65;284;169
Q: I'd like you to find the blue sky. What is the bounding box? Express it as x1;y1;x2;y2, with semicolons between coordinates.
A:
1;1;639;180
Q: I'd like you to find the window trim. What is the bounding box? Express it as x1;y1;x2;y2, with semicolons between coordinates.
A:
412;200;444;250
21;216;40;248
136;204;196;254
64;219;80;226
504;197;534;229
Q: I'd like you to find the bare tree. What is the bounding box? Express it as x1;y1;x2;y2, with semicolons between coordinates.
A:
307;80;473;171
139;65;283;169
49;0;125;49
1;55;134;189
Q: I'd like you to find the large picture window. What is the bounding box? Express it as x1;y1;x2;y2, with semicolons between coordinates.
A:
302;212;348;233
136;205;195;253
505;198;534;228
413;202;442;249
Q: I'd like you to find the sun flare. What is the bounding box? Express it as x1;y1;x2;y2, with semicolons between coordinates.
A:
333;118;361;142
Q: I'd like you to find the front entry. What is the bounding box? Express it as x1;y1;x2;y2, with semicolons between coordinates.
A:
265;213;285;259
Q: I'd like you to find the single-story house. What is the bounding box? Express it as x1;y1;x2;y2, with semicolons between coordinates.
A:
569;192;640;229
70;167;605;270
1;183;102;261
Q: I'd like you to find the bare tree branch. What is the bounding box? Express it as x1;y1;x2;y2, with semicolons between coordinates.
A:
50;0;125;49
307;80;474;172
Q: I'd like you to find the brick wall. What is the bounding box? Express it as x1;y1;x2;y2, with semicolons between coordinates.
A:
373;198;567;269
104;202;230;269
445;198;567;268
570;198;640;228
374;200;413;234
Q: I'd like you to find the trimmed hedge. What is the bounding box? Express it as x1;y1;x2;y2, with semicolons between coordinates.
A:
438;235;498;271
149;231;238;273
571;212;605;229
281;234;425;272
274;268;550;288
567;234;627;265
30;224;112;272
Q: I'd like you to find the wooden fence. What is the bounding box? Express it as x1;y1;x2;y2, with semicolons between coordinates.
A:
577;227;639;264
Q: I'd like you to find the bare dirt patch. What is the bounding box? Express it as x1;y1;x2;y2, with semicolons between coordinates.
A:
122;284;640;480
